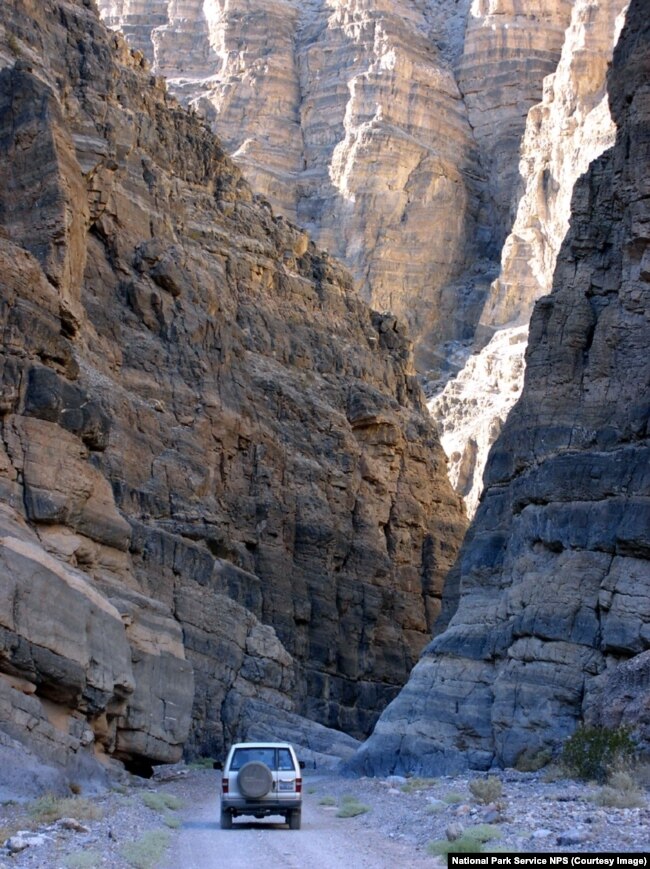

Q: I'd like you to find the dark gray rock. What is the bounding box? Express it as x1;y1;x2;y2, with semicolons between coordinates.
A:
350;0;650;776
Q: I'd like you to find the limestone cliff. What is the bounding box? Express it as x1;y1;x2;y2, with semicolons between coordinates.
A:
0;0;466;785
430;0;627;514
352;0;650;775
101;0;574;369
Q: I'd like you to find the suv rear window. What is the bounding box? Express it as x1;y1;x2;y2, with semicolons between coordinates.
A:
230;747;294;771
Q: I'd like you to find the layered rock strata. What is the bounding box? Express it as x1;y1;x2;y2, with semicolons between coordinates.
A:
351;0;650;775
0;0;466;780
430;0;628;514
457;0;574;250
97;0;509;367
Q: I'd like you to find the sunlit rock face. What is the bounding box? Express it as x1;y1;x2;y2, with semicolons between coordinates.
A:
429;325;527;519
430;0;627;515
96;1;505;367
350;0;650;776
458;0;574;252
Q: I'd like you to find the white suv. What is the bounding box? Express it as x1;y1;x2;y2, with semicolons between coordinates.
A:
216;742;304;830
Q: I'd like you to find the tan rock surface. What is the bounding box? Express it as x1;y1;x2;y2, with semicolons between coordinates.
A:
431;0;627;514
97;0;496;363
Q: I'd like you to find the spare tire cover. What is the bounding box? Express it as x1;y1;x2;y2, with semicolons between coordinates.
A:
237;762;273;798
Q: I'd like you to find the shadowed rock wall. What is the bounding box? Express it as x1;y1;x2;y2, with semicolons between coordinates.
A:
350;0;650;775
0;0;466;783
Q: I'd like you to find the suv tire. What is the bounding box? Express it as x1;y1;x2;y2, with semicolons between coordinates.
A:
288;809;301;830
220;808;232;830
237;761;273;799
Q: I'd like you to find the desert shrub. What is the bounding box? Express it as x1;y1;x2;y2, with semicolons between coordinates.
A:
0;821;26;844
28;795;102;823
187;757;214;770
7;34;20;56
336;795;371;818
469;776;502;804
443;791;464;804
515;748;552;772
560;726;635;783
121;830;170;869
594;768;645;809
464;824;502;842
428;835;485;855
401;777;437;794
141;792;183;812
163;813;182;828
65;850;103;869
318;795;337;806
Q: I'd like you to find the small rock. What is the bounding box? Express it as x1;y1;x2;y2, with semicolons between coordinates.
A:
5;836;29;855
58;818;91;833
387;788;401;796
6;832;50;854
455;803;471;815
427;798;446;810
446;822;465;841
557;829;590;846
386;775;407;786
482;809;502;823
531;829;553;839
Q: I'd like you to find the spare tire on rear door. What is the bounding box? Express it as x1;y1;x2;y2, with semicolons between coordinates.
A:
237;761;273;799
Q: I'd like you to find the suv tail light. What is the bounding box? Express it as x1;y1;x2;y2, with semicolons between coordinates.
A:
222;777;229;794
295;777;302;794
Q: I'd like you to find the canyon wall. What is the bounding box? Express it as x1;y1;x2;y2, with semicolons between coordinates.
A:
0;0;466;788
97;0;588;374
97;1;629;516
352;0;650;775
430;0;627;515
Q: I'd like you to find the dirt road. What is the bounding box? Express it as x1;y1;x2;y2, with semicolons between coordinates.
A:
160;775;437;869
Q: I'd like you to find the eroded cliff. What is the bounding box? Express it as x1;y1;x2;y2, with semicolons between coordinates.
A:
430;0;627;515
97;1;632;518
352;0;650;775
0;0;466;787
98;0;587;372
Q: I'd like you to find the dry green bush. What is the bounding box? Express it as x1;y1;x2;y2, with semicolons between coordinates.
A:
141;792;183;812
187;757;214;770
7;34;20;56
469;776;503;804
428;835;485;855
336;795;371;818
594;768;645;809
65;850;103;869
515;748;553;772
464;824;502;842
401;777;437;794
443;791;464;804
28;795;102;824
121;830;170;869
318;795;337;806
560;726;635;783
163;813;182;829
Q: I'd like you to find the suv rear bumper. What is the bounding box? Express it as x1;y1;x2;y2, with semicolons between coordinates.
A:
221;797;301;816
